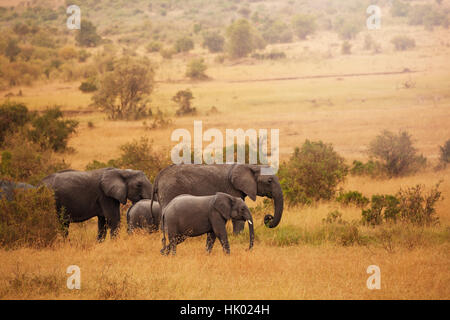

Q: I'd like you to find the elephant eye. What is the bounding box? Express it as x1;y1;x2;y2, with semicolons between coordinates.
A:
268;178;273;183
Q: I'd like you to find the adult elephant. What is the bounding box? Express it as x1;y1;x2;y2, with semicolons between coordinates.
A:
0;180;35;201
42;168;153;241
151;164;283;234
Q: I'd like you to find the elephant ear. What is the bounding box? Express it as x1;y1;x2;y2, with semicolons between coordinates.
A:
230;165;259;201
100;169;128;204
213;192;234;220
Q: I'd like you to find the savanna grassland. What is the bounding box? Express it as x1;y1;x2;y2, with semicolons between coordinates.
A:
0;0;449;300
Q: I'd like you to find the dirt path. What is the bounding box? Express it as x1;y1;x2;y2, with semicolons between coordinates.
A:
226;69;418;83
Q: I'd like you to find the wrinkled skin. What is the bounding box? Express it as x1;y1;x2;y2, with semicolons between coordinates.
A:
41;168;153;241
126;200;161;234
152;164;283;234
0;180;35;201
160;192;254;255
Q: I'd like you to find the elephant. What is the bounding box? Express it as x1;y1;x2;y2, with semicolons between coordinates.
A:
151;163;283;234
41;167;153;241
126;199;161;234
0;180;35;201
160;192;254;255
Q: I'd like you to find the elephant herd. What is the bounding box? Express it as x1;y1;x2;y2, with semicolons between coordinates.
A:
1;164;284;255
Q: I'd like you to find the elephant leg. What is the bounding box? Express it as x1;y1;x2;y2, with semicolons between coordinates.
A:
232;219;245;235
206;232;216;253
108;217;120;239
97;216;107;242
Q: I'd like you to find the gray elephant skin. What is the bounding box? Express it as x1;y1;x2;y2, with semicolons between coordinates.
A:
151;163;283;234
160;192;254;255
41;167;153;240
126;200;161;234
0;180;35;201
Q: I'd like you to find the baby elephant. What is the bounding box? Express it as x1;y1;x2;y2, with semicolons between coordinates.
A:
160;192;254;255
126;200;161;234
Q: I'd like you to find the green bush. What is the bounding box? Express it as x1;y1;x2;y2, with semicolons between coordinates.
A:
226;19;258;59
0;101;29;145
397;183;442;226
391;35;416;51
173;89;196;116
350;160;385;178
202;31;225;53
174;36;194;53
368;130;426;177
0;186;62;249
78;80;97;93
279;140;348;206
185;58;208;80
391;0;410;17
292;14;316;40
28;107;78;152
75;20;101;47
260;20;293;44
335;17;361;40
361;183;442;227
336;190;369;208
362;194;400;226
0;134;69;185
146;41;162;53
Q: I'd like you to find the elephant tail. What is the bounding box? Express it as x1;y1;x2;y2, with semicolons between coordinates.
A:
160;212;168;255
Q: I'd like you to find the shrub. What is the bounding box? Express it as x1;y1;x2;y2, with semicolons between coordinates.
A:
185;58;208;80
391;0;410;17
438;139;450;165
368;130;426;177
292;14;316;40
174;36;194;53
251;51;286;60
341;41;352;55
0;101;29;145
391;35;415;51
362;194;400;226
78;80;97;93
0;186;62;249
159;47;175;59
350;160;385;178
261;20;293;44
202;31;225;53
361;183;442;227
323;210;346;225
173;89;196;116
335;17;361;40
28;107;78;152
397;183;442;226
279;140;348;206
146;41;162;53
336;190;369;208
76;20;101;47
1;134;69;185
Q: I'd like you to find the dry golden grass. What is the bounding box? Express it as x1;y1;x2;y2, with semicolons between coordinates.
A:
1;24;449;299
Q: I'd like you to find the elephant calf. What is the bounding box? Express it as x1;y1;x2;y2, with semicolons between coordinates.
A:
0;180;35;201
160;192;254;255
126;200;161;234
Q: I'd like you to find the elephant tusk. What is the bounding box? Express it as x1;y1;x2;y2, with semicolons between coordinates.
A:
247;220;253;225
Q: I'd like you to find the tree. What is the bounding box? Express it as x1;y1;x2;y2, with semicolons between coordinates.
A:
173;89;196;116
226;19;254;59
368;130;426;177
292;14;316;40
202;31;225;53
186;58;208;80
76;20;101;47
92;57;154;120
391;36;415;51
5;38;21;62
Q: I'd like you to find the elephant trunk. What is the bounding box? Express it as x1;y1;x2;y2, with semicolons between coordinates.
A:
264;182;284;228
